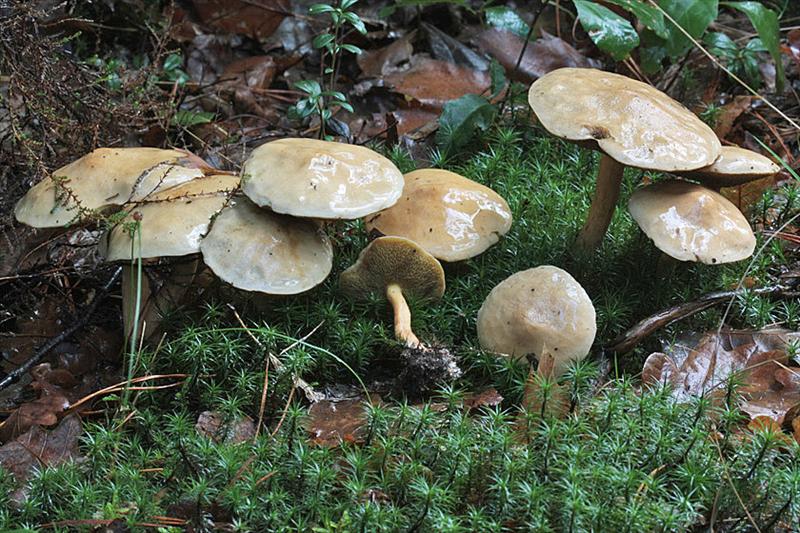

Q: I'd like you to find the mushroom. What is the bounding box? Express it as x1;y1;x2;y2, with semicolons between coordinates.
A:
477;265;596;377
102;174;240;261
242;138;405;219
339;236;445;347
14;148;208;228
200;198;333;295
100;174;240;340
680;146;781;189
365;168;512;261
627;180;756;264
528;68;721;251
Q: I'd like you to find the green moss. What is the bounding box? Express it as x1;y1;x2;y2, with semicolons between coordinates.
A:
2;124;798;531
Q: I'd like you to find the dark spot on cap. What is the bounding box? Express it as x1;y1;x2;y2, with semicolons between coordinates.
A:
587;125;610;140
711;257;717;264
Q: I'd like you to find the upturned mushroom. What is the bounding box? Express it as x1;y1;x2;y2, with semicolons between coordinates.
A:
628;180;756;264
365;169;512;262
477;266;596;377
681;146;781;189
242;138;405;219
339;236;445;347
528;68;721;251
14;147;208;228
200;198;333;295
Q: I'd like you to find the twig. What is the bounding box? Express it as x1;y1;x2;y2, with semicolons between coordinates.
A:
0;266;122;391
606;285;796;354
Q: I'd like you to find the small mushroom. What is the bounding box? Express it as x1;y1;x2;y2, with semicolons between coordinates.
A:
628;180;756;264
681;146;781;189
339;236;445;347
242;138;405;219
102;174;240;261
14;148;207;228
200;198;333;294
365;169;512;261
528;68;721;251
477;266;596;377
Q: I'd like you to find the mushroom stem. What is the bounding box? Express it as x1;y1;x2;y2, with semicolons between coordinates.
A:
386;283;420;348
575;154;626;251
121;263;151;345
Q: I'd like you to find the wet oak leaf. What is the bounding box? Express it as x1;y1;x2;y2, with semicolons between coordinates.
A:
196;411;256;445
191;0;289;40
305;397;378;447
473;30;598;84
384;57;491;110
643;329;800;424
0;414;82;505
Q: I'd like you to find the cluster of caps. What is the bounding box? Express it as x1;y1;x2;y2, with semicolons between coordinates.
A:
13;67;781;377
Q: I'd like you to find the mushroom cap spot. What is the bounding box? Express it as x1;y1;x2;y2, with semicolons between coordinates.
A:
477;266;596;376
365;169;513;262
242;138;404;219
102;174;240;261
682;146;781;187
14;147;204;228
339;236;445;301
528;68;721;171
628;180;756;264
200;198;333;295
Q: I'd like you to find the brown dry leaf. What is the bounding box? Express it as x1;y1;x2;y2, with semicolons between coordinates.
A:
358;33;415;78
463;388;503;411
721;175;780;211
191;0;289;40
0;414;82;505
0;299;62;366
643;329;800;424
305;397;376;447
0;375;71;442
196;411;256;444
473;30;597;84
792;416;800;444
221;55;277;89
713;95;755;140
384;57;491;109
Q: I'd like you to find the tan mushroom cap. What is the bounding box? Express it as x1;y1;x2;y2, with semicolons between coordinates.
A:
682;146;781;188
477;266;596;377
340;236;445;301
14;148;206;228
242;138;404;219
200;198;333;295
528;68;721;171
102;174;240;262
628;180;756;264
365;169;512;262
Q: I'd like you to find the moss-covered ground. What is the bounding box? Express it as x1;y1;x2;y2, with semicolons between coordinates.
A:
2;125;799;531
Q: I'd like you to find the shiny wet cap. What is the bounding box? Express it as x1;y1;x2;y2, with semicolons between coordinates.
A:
15;148;205;228
242;138;404;219
528;68;721;171
200;198;333;294
102;174;239;261
365;169;512;262
682;146;780;188
628;180;756;264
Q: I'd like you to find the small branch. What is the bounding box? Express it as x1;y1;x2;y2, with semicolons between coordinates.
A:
0;266;122;391
605;285;796;355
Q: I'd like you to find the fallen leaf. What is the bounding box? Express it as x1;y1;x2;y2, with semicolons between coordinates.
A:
0;299;62;366
384;57;491;109
196;411;256;444
305;396;378;447
357;32;415;77
0;414;82;505
220;55;277;89
473;30;598;83
713;95;755;140
643;329;800;424
191;0;289;40
792;416;800;444
463;388;503;410
422;22;488;71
